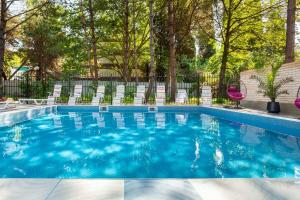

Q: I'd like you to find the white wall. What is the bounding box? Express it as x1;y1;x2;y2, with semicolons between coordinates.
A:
241;61;300;104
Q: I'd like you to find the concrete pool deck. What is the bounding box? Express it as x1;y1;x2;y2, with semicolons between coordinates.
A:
0;179;299;200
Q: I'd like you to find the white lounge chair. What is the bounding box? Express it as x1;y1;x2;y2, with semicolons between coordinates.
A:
134;85;145;105
91;85;105;106
155;85;165;106
68;84;83;105
47;84;62;105
112;85;125;106
0;98;17;110
202;86;212;106
175;89;188;104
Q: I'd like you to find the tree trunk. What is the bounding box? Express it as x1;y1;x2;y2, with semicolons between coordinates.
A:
88;0;98;79
80;0;93;77
284;0;296;63
123;0;130;82
145;0;155;102
0;0;7;96
218;5;232;98
218;37;230;98
132;0;138;83
167;0;177;102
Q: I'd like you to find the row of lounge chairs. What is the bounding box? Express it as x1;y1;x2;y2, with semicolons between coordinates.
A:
0;84;212;109
45;84;198;106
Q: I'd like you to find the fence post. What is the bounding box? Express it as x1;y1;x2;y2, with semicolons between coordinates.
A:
110;74;113;105
2;79;5;97
68;76;71;97
197;74;200;106
26;73;30;98
42;78;46;98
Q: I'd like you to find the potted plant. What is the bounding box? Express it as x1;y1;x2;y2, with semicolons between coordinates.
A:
250;60;293;113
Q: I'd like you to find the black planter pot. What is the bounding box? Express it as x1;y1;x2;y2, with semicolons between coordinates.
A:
267;101;280;113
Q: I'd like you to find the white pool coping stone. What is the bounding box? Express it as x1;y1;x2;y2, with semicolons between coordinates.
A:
0;106;56;128
0;178;299;200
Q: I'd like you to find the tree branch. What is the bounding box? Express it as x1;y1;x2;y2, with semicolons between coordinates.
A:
6;0;49;22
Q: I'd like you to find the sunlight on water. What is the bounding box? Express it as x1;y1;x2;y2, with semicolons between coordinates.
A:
0;112;300;178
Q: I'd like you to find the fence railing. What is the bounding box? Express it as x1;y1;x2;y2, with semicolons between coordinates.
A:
2;74;229;105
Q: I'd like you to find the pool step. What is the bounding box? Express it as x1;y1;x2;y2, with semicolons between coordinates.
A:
99;106;109;112
148;106;158;113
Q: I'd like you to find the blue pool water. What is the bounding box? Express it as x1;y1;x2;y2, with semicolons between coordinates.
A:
0;110;300;178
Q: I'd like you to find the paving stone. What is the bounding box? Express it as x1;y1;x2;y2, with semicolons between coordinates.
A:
188;178;300;200
46;179;124;200
125;179;202;200
0;179;59;200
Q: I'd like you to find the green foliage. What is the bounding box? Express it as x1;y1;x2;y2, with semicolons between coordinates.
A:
4;0;296;87
250;57;294;102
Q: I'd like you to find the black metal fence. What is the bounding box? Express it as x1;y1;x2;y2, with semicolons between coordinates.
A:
2;73;228;105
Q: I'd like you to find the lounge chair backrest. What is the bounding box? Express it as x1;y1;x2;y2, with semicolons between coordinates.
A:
155;85;165;105
136;85;145;98
96;85;105;97
53;84;62;97
156;85;165;96
137;85;145;92
117;85;125;91
176;89;188;103
156;85;165;92
177;89;187;98
202;86;212;96
73;85;82;98
116;85;125;98
202;86;212;106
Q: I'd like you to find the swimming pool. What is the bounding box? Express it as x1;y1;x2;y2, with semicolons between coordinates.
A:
0;106;299;178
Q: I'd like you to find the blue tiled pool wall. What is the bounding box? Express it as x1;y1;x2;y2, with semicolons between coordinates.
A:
0;106;56;128
56;105;300;137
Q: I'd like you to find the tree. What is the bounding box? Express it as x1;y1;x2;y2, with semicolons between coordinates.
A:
0;0;49;94
123;0;130;82
22;1;66;80
167;0;177;101
0;0;7;82
285;0;296;63
145;0;155;102
88;0;99;79
79;0;92;77
97;0;150;80
205;0;285;97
